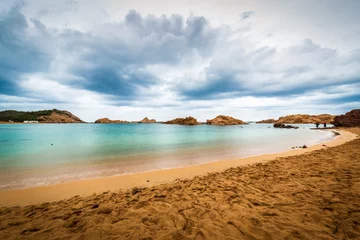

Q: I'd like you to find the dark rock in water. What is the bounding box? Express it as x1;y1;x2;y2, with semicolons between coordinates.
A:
273;123;299;129
332;109;360;127
302;145;307;148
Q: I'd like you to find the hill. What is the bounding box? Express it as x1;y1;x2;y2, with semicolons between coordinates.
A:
163;117;199;125
206;115;246;125
0;109;84;123
257;114;334;124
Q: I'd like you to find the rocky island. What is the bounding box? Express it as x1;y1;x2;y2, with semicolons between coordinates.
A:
138;117;156;123
94;118;129;123
256;118;277;124
163;117;199;125
0;109;84;123
206;115;246;125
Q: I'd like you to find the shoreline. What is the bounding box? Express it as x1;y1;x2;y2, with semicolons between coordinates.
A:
0;129;356;206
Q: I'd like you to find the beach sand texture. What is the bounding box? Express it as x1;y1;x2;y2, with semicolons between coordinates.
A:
0;128;359;239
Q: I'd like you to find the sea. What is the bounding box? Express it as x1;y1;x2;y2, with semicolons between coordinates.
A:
0;123;334;190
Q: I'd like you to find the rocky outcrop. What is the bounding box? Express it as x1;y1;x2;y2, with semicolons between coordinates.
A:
139;117;156;123
256;118;277;124
267;114;334;124
331;109;360;127
95;118;128;124
37;110;84;123
163;117;199;125
273;123;299;129
0;109;84;123
206;115;246;126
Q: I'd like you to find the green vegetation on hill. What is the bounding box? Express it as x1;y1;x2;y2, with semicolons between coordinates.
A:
0;109;61;122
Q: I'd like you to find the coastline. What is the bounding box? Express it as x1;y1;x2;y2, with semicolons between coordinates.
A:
0;129;356;206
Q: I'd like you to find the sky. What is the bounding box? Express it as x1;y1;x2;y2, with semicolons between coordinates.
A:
0;0;359;122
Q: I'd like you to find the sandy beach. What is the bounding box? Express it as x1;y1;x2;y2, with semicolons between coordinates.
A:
0;128;359;239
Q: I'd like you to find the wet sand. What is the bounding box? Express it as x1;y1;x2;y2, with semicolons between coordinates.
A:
0;128;359;239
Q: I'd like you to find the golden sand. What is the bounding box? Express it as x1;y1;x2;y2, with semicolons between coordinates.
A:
0;128;359;239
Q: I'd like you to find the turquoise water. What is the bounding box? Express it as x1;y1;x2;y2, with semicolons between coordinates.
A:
0;123;334;189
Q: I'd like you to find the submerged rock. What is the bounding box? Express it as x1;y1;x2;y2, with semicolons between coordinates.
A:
273;123;299;129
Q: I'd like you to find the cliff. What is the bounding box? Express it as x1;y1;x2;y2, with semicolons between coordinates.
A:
37;111;84;123
0;109;84;123
332;109;360;127
256;118;277;124
139;117;156;123
163;117;199;125
206;115;246;125
94;118;129;124
276;114;334;124
256;114;334;124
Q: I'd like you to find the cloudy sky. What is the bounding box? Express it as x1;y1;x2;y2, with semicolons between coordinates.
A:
0;0;359;122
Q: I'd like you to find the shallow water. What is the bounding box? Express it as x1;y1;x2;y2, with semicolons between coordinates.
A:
0;123;334;189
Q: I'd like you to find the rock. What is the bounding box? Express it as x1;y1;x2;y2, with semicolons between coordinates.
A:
97;207;112;215
258;114;334;124
138;117;156;123
331;109;360;127
273;123;299;129
302;145;307;148
0;109;84;123
91;204;99;209
163;116;199;125
94;118;129;123
37;110;84;123
206;115;246;125
132;187;142;195
256;118;277;124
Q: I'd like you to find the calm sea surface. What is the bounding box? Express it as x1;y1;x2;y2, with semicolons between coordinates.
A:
0;123;334;189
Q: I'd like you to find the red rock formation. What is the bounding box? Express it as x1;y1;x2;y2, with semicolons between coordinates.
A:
331;109;360;127
37;110;84;123
163;117;199;125
95;118;128;123
206;115;246;125
256;118;277;124
139;117;156;123
274;114;334;124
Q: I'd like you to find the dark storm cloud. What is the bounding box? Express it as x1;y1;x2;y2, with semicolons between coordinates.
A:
51;10;221;98
0;7;221;100
0;5;359;109
0;6;53;96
